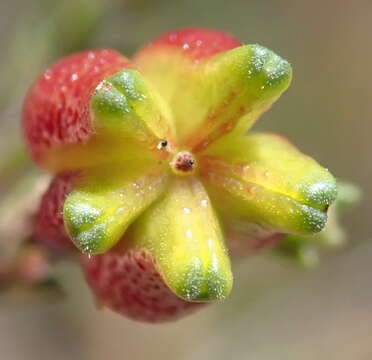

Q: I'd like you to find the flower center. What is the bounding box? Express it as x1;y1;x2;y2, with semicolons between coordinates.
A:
170;151;196;176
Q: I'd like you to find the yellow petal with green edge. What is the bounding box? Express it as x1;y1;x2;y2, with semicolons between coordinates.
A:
45;136;157;172
128;177;233;302
135;42;291;148
276;180;361;267
43;69;172;172
91;69;176;152
188;45;292;151
63;166;168;254
200;132;337;235
134;46;207;143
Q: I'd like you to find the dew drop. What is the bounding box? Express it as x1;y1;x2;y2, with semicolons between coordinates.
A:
200;199;208;207
44;71;52;80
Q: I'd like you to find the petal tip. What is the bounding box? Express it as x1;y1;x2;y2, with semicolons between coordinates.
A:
63;199;108;254
303;178;338;209
248;44;292;94
299;206;328;234
174;263;233;302
91;69;144;131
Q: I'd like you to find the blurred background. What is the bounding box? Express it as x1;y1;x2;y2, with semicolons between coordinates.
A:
0;0;371;359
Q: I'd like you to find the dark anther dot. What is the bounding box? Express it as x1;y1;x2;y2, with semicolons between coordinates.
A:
157;139;168;150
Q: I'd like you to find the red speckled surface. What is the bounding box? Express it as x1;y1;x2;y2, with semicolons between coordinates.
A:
33;172;76;253
83;249;203;323
23;49;130;166
135;27;241;61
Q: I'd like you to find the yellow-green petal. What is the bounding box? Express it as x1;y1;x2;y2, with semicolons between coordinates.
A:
187;45;292;151
91;69;175;152
128;177;233;302
276;180;361;267
135;46;206;144
63;167;168;254
135;43;291;149
201;132;337;235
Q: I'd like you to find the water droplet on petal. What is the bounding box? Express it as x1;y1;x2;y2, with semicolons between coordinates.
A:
201;199;209;207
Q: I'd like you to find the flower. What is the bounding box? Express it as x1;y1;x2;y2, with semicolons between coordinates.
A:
23;28;337;320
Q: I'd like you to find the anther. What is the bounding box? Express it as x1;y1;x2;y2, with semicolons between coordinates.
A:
157;139;168;150
170;151;196;176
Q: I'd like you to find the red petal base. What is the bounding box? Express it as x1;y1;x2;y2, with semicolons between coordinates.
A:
82;249;204;323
